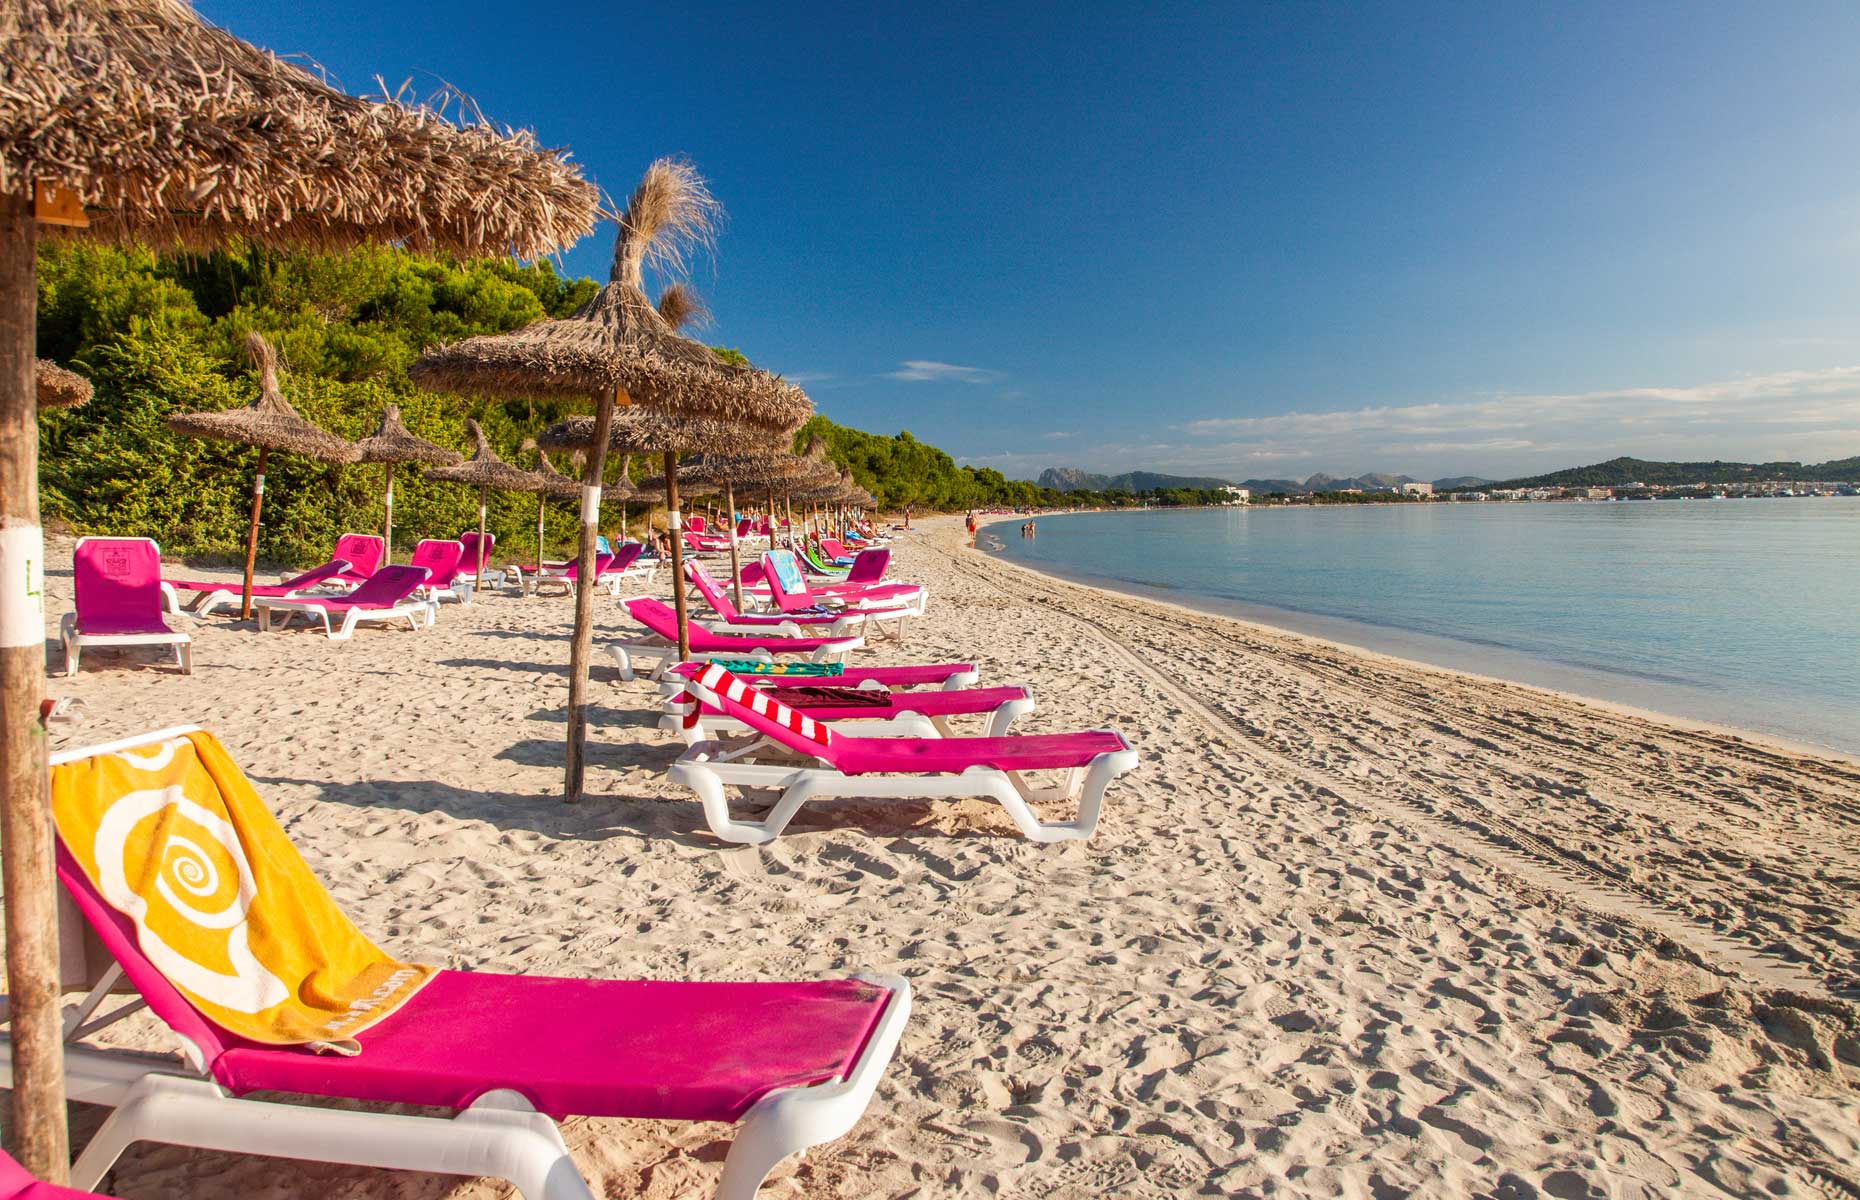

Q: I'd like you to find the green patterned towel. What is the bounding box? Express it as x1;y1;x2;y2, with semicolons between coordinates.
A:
706;658;845;677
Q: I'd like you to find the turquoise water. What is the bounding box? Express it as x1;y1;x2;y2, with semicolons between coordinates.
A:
989;499;1860;755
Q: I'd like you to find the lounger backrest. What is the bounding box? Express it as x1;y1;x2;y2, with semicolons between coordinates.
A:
344;564;430;606
623;596;687;643
741;561;769;587
279;559;351;590
761;551;812;610
672;662;837;756
331;534;385;577
456;531;495;573
684;560;738;619
846;548;890;584
736;519;752;538
407;539;464;587
820;538;850;559
72;537;164;629
608;542;644;571
687;515;706;533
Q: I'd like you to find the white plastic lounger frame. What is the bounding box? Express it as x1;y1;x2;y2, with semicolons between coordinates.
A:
668;740;1134;845
9;728;913;1200
252;596;437;640
664;680;1136;846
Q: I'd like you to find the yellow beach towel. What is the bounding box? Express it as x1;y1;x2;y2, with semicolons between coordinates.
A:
51;729;433;1053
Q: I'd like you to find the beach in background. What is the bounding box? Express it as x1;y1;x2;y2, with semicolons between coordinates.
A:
41;518;1860;1198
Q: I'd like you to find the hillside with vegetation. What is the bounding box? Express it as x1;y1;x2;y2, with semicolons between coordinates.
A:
1484;455;1860;490
34;243;1091;564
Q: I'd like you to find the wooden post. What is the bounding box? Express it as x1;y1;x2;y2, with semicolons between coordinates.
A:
239;446;269;618
564;387;619;801
535;489;546;597
381;463;394;565
473;485;488;594
768;487;777;552
724;480;744;610
664;450;690;661
1;191;70;1182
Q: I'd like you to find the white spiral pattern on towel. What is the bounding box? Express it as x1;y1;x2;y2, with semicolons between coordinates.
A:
91;776;287;1014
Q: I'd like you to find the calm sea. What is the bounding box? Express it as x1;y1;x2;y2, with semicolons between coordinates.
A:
988;499;1860;756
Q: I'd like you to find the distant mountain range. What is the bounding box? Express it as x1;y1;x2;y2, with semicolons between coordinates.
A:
1039;466;1495;495
1038;468;1238;493
1480;455;1860;489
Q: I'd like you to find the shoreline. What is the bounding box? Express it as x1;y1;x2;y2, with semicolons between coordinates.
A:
977;512;1860;766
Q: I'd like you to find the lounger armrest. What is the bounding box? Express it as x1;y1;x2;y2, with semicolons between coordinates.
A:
716;975;911;1198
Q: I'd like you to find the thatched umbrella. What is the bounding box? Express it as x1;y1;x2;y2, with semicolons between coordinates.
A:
34;359;90;409
0;5;596;1170
417;159;810;800
167;333;358;617
422;420;536;594
352;405;461;564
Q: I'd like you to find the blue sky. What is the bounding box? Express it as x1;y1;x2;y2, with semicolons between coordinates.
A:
207;1;1860;483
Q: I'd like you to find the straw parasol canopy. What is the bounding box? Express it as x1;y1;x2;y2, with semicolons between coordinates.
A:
354;405;460;467
165;332;356;618
0;5;598;1175
423;419;537;492
3;0;599;255
34;359;90;409
409;160;809;433
535;408;787;457
352;405;461;563
167;334;357;461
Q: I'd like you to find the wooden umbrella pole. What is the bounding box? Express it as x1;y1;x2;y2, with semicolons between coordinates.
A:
474;485;488;594
724;480;744;609
239;446;269;619
665;450;690;661
565;388;619;801
785;495;794;548
1;189;67;1175
0;192;69;1182
535;492;545;596
768;488;777;552
381;463;394;565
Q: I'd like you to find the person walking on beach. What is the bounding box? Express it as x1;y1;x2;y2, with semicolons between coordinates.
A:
904;503;913;529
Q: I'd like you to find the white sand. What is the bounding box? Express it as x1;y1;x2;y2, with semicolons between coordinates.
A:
32;519;1860;1198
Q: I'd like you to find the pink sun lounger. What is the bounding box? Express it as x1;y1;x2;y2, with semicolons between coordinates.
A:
21;728;909;1200
741;549;908;605
685;560;913;641
161;558;353;619
0;1150;113;1199
325;533;387;588
608;596;863;682
404;538;467;603
756;553;925;640
526;542;646;597
61;537;192;677
251;564;435;640
666;662;1138;844
455;530;500;592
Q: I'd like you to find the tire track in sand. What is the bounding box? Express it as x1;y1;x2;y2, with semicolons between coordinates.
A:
936;536;1835;999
